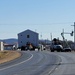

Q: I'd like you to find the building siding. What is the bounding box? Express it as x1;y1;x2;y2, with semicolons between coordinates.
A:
18;30;39;47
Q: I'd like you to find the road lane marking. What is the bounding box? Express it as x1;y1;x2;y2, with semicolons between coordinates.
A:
47;55;62;75
0;53;33;71
48;66;59;75
55;68;58;70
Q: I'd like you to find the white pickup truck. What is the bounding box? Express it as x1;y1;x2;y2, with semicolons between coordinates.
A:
50;45;63;52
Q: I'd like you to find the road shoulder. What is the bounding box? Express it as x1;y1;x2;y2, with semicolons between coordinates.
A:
0;51;21;64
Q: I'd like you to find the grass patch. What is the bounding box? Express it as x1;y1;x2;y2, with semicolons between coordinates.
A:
0;51;21;64
0;51;9;59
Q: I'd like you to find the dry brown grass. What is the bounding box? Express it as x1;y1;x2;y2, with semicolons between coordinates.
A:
0;51;21;64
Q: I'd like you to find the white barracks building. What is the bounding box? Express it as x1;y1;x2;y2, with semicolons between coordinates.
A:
18;29;39;47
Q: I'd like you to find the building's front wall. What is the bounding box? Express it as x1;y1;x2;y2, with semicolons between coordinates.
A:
18;30;39;47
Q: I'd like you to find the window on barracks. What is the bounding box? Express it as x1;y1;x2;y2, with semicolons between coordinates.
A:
27;35;30;38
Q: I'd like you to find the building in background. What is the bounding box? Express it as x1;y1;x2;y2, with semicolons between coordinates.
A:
4;44;14;50
4;43;18;50
18;29;39;49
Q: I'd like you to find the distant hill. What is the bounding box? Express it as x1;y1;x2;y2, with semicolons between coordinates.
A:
0;38;51;45
39;39;51;44
0;38;18;44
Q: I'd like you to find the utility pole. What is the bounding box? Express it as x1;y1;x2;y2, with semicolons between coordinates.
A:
61;29;65;41
35;29;37;32
50;33;52;41
63;29;65;41
71;22;75;42
40;32;42;40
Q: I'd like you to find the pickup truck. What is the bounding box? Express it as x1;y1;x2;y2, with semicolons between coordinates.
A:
50;45;63;52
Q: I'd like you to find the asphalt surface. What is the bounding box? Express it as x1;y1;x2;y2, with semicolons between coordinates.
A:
0;51;75;75
51;52;75;75
0;51;60;75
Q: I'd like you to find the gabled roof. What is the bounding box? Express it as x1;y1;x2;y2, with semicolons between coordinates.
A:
18;29;38;35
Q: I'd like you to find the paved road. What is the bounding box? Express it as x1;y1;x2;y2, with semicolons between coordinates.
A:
0;51;75;75
0;51;60;75
51;52;75;75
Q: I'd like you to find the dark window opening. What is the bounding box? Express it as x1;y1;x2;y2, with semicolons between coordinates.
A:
21;41;22;43
27;35;30;38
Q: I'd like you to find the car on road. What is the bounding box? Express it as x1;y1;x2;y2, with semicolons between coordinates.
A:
63;48;72;52
50;45;63;52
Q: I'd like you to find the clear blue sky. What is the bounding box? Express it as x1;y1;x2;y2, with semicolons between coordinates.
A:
0;0;75;41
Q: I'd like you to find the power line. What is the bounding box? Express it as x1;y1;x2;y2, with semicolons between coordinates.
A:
0;22;73;25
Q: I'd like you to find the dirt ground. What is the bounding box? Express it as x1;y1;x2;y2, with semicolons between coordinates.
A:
0;51;21;64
